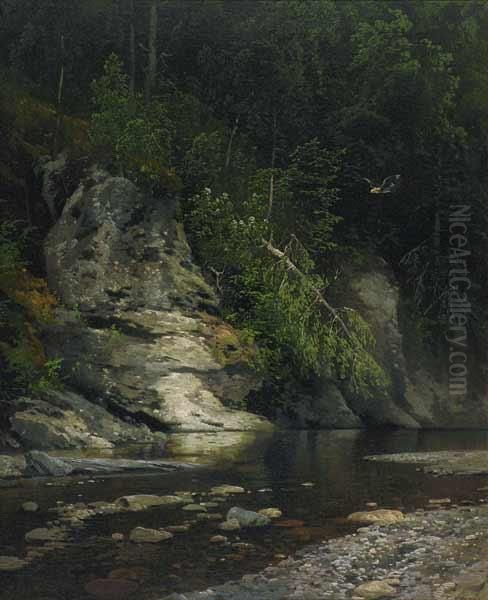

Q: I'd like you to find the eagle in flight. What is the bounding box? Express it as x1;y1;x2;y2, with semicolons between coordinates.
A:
363;174;401;194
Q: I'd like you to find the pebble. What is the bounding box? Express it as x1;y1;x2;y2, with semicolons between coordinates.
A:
218;518;241;531
259;508;283;519
166;525;191;533
210;485;245;495
210;535;228;544
0;556;28;571
182;504;207;512
170;503;488;600
129;527;173;543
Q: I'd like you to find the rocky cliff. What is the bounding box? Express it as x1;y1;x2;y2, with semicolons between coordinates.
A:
4;167;485;449
6;168;271;450
280;255;487;429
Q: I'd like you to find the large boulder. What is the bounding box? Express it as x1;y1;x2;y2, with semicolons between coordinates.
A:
275;378;362;429
25;450;73;477
40;168;271;437
10;389;164;450
227;506;271;528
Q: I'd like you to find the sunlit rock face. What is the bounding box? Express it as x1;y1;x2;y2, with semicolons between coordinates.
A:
35;168;271;446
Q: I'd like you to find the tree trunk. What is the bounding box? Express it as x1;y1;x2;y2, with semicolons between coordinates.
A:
145;1;158;105
114;0;126;54
128;0;136;97
224;116;239;170
267;112;278;221
53;34;65;156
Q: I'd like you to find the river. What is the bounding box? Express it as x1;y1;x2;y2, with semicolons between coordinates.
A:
2;429;488;600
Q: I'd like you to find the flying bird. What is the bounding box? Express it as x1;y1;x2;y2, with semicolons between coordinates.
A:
363;174;401;194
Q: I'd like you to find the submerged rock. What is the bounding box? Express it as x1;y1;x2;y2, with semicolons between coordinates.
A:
25;527;66;542
115;495;185;510
182;503;207;512
210;485;246;495
258;508;282;519
22;501;39;513
227;507;271;528
0;556;28;571
129;527;173;543
196;512;223;521
166;525;190;533
210;535;228;544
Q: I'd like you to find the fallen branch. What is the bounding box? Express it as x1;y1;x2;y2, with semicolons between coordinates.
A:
261;237;353;340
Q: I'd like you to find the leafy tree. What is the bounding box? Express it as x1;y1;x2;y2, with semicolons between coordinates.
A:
187;141;387;400
90;53;175;187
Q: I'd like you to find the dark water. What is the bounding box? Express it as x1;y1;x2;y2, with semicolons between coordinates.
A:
3;429;488;600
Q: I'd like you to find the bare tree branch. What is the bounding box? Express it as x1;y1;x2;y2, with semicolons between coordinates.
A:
261;237;353;340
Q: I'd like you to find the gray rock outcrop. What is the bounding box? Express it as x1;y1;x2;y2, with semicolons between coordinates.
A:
28;168;271;445
343;257;487;428
10;389;165;450
279;254;487;429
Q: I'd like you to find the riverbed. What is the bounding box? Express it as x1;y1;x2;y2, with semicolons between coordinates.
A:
3;429;488;600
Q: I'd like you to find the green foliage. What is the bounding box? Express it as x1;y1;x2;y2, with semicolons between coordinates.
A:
1;331;63;394
30;357;64;393
187;177;387;399
285;140;343;259
90;54;174;187
183;131;227;192
2;0;488;409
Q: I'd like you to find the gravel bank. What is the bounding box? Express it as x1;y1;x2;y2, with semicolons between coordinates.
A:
364;450;488;476
164;505;488;600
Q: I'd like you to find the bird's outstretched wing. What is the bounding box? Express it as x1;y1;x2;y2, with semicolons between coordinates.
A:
362;177;374;186
380;174;401;193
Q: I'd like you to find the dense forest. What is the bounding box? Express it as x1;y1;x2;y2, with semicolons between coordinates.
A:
1;0;487;416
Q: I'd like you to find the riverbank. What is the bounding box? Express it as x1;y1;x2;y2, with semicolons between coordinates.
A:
364;450;488;476
4;431;488;600
166;503;488;600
